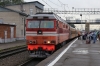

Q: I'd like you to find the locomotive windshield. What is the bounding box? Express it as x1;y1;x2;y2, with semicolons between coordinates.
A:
28;21;54;28
28;21;39;28
40;21;54;28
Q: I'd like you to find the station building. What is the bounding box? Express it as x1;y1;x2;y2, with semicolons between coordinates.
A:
0;6;27;40
0;1;44;41
6;1;44;15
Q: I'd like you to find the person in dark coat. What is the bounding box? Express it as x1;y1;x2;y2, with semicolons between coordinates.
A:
86;33;91;44
98;31;100;41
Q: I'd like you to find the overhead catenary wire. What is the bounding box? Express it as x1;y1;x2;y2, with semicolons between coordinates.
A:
58;0;67;19
66;4;70;11
42;0;61;14
58;0;64;5
42;0;56;13
58;0;71;20
58;0;74;25
42;0;53;8
58;0;70;11
42;0;67;21
58;0;65;11
49;0;62;7
42;0;66;23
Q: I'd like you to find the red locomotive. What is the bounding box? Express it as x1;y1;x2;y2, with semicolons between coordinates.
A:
26;12;81;58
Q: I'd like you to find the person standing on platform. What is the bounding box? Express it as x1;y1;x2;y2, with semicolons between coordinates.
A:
82;32;86;40
86;32;91;44
78;34;80;40
92;32;97;44
98;31;100;41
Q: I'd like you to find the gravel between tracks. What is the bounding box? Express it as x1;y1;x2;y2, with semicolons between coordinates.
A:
0;51;29;66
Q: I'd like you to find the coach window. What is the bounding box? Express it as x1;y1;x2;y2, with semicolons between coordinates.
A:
66;25;68;28
59;22;61;28
63;24;66;28
58;21;60;28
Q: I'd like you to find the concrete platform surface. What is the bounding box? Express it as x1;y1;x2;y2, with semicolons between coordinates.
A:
36;38;100;66
0;40;26;50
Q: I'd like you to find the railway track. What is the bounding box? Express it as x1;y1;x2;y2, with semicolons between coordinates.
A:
18;39;75;66
19;43;71;66
18;58;45;66
0;46;27;59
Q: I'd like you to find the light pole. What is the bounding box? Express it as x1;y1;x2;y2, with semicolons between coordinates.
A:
80;14;82;31
72;7;74;19
80;14;83;44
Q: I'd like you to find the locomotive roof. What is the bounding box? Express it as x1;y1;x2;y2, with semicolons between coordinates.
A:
27;12;68;24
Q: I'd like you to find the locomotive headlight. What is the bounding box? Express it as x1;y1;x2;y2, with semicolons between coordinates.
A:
47;41;50;44
44;40;51;44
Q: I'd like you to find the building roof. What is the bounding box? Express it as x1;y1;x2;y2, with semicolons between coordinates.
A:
0;6;28;16
6;1;44;6
0;23;16;26
6;1;44;10
24;1;44;6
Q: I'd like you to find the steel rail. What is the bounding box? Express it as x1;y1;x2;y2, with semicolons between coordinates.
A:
0;46;27;59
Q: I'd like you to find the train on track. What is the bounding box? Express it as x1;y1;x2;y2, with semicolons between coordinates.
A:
26;12;81;58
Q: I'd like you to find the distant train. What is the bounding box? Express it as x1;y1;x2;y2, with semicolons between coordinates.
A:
26;12;81;58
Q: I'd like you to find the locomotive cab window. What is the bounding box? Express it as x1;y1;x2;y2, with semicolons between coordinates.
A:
28;21;39;28
27;20;54;28
40;21;54;28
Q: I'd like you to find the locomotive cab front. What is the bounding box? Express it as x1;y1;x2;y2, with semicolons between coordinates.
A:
26;14;58;58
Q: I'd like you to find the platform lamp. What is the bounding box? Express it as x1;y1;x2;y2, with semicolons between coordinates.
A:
80;14;83;44
80;14;83;31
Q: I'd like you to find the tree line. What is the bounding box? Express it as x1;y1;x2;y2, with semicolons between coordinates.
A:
0;0;24;7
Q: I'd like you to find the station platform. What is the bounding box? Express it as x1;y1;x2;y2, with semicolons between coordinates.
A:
0;40;26;50
36;38;100;66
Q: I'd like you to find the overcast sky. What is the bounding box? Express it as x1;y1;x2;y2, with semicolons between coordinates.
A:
24;0;100;19
24;0;100;30
24;0;100;9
